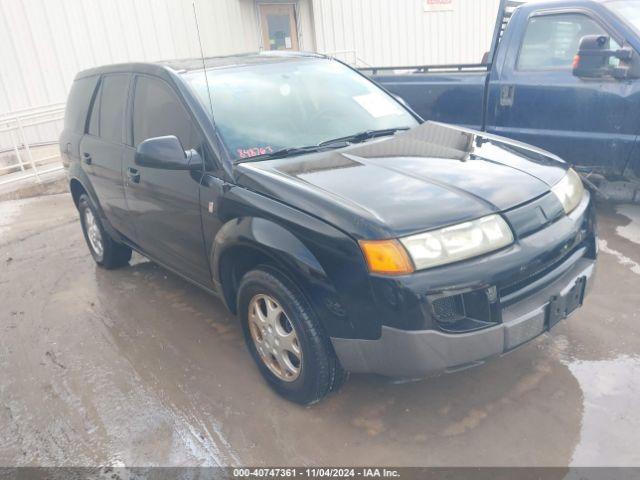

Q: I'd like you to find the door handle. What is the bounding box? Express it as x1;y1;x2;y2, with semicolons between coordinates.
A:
82;152;92;165
127;167;141;184
500;85;515;107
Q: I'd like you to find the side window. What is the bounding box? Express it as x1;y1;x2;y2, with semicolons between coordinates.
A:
86;74;129;142
64;76;99;133
99;74;130;143
132;76;199;150
517;13;620;70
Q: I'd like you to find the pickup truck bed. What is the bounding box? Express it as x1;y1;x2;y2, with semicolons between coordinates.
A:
371;68;488;131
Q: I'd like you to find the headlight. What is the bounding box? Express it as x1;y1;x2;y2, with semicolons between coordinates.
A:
551;168;584;214
400;214;514;270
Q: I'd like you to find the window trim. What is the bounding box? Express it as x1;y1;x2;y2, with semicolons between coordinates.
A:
515;9;624;73
85;76;103;137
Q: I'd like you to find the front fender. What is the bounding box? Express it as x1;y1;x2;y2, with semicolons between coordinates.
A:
212;217;325;284
211;215;377;339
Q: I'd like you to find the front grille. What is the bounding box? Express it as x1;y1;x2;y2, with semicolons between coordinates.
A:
500;245;586;305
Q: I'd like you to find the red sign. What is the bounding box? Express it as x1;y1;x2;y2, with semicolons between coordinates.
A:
424;0;454;12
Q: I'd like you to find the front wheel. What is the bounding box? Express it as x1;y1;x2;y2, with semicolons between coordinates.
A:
78;193;132;269
237;268;347;405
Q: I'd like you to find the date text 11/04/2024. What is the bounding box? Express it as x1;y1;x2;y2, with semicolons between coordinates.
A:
232;468;400;477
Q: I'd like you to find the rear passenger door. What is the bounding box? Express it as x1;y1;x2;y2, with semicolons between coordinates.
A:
59;75;99;173
122;75;212;287
80;73;134;239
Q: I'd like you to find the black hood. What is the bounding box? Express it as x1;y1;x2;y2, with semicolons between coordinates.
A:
235;122;568;239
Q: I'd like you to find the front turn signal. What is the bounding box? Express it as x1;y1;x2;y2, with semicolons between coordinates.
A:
359;239;414;275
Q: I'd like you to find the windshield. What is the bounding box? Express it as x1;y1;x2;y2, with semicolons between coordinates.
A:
183;59;418;160
607;1;640;33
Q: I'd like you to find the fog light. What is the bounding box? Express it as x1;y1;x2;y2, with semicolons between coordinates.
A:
429;287;500;333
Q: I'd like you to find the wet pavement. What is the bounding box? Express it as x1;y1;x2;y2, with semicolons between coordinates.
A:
0;193;639;467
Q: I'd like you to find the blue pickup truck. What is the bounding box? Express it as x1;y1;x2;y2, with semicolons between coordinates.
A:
365;0;640;178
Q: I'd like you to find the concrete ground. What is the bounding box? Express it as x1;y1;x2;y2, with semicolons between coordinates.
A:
0;192;639;467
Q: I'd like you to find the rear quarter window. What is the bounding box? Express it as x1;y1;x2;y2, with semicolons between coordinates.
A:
64;76;99;132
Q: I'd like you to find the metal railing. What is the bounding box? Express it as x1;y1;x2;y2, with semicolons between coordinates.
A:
0;103;66;186
359;63;490;75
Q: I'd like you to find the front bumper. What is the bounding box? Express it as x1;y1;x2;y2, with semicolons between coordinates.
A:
331;180;597;377
331;240;596;378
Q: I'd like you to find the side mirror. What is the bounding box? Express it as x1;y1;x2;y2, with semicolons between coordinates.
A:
135;135;192;170
186;149;204;171
573;35;637;79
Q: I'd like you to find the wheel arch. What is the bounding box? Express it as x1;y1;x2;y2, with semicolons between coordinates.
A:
69;177;87;207
210;216;353;338
68;174;124;244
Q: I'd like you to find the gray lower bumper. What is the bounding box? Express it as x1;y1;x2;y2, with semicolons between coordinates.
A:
331;257;596;377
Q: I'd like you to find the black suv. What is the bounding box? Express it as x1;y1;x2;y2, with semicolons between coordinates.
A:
60;52;597;404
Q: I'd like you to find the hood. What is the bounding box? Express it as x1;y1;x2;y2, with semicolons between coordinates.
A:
235;122;568;239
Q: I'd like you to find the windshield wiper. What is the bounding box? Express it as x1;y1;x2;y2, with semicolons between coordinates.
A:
318;127;410;147
234;127;410;164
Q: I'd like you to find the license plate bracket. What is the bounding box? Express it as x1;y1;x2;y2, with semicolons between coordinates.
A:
547;276;586;329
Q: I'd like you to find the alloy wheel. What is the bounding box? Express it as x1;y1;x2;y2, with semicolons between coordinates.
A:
248;294;302;382
84;208;104;258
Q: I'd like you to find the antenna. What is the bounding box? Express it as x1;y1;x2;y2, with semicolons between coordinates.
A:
192;0;215;118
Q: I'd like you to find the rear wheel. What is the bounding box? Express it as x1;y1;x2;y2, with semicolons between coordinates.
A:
238;268;347;404
78;194;132;269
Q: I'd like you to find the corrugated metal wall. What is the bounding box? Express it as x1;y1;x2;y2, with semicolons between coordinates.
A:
311;0;501;66
0;0;498;148
0;0;258;148
0;0;319;148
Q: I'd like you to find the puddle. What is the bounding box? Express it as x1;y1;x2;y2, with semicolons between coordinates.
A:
598;239;640;275
567;356;640;466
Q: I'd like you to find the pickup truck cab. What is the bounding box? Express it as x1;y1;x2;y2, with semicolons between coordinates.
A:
368;0;640;178
60;53;597;404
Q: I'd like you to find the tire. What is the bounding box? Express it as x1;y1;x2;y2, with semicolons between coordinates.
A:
78;193;132;269
237;267;348;405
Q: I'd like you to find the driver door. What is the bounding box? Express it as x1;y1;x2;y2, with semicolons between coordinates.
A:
122;74;212;286
487;11;640;174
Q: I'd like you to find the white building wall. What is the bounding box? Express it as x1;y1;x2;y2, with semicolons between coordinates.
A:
0;0;271;113
0;0;499;148
0;0;268;148
296;0;317;52
311;0;501;67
